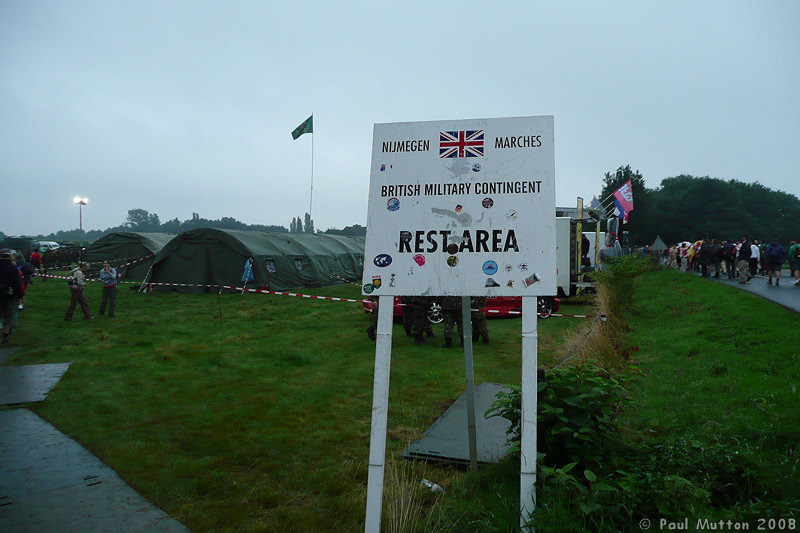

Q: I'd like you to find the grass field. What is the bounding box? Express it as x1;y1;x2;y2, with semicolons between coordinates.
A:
4;274;594;532
437;267;800;532
6;267;799;532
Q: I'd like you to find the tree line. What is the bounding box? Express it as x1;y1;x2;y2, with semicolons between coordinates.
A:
4;171;796;247
1;210;366;246
599;166;800;245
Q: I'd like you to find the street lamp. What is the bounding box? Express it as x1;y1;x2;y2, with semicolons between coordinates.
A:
73;197;88;252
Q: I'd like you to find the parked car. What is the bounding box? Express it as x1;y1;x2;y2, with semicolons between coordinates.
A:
363;295;560;321
33;241;61;252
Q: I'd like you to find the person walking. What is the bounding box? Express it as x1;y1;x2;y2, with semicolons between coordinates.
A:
366;296;379;341
15;254;34;311
749;240;760;278
788;240;800;287
722;240;736;279
65;262;93;321
679;243;690;272
470;296;489;344
98;260;118;317
762;239;786;286
666;245;678;269
29;248;42;279
708;239;722;278
0;249;24;344
410;296;432;345
737;235;753;284
441;296;463;348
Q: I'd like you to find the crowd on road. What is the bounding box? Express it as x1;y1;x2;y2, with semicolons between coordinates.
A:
659;236;800;287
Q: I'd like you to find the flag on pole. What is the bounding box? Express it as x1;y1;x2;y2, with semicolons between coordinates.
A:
291;115;313;140
612;180;634;223
588;195;601;209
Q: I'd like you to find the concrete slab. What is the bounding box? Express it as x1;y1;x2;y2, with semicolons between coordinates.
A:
0;409;188;533
0;363;71;406
402;382;512;465
0;347;19;365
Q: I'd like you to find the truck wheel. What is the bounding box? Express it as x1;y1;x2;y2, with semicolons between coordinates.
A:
537;297;554;318
427;302;444;324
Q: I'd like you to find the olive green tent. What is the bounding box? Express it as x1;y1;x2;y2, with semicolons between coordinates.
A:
147;228;364;292
83;232;174;279
651;234;668;252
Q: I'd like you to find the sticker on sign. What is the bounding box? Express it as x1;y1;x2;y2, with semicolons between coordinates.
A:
363;116;556;297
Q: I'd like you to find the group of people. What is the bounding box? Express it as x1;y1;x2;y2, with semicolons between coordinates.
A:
366;296;490;348
664;236;800;287
0;246;122;345
64;260;120;320
0;249;26;344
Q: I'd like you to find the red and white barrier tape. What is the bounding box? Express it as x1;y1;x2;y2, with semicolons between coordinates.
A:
78;253;154;269
34;273;604;319
117;254;154;269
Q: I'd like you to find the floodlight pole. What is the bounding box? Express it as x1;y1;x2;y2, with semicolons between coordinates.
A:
73;197;88;259
461;296;478;470
520;296;539;531
364;295;394;533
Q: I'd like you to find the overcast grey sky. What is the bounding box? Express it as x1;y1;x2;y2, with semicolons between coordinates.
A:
2;1;798;237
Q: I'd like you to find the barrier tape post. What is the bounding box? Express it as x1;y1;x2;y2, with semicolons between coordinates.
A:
218;289;224;326
139;264;154;293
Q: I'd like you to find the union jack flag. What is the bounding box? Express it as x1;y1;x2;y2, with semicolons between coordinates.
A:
439;130;484;158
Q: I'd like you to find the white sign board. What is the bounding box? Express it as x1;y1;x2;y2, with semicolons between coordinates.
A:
363;116;556;297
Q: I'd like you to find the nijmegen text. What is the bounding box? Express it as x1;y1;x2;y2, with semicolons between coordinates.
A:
381;140;430;153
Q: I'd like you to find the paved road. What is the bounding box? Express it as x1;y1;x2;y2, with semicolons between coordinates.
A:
705;269;800;314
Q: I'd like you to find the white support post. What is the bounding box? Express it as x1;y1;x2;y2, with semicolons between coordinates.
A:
461;296;478;470
520;296;539;531
364;295;394;533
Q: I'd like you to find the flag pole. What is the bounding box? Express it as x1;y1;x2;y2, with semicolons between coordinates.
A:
309;113;314;220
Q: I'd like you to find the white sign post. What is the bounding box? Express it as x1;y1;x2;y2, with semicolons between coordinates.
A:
362;116;555;532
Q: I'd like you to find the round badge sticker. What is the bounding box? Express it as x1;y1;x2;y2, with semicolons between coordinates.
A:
447;243;458;255
363;283;374;294
387;197;400;211
413;254;426;266
482;197;494;209
472;163;481;173
373;254;392;267
447;256;459;267
482;260;498;275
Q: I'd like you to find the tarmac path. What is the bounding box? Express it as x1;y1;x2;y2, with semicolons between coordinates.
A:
700;268;800;314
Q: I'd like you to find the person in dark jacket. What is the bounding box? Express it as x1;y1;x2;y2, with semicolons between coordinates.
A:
737;235;752;284
764;239;787;286
722;240;736;279
0;249;25;344
15;254;34;311
708;239;723;278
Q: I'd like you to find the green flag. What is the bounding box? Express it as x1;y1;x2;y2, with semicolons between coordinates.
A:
291;115;313;140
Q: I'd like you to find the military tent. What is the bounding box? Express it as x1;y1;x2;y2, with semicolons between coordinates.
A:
651;234;668;252
83;232;174;279
147;228;364;292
